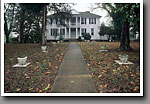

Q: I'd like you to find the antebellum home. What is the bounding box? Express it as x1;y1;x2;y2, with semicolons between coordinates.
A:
46;10;101;41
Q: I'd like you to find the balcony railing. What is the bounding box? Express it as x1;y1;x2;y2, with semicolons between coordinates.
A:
70;23;76;26
70;22;80;26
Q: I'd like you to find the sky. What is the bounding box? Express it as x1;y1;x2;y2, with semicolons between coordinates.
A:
72;3;112;26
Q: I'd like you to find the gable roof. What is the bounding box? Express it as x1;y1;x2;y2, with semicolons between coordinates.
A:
48;10;101;18
78;12;101;18
71;9;80;14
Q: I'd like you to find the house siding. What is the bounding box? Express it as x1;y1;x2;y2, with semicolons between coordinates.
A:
46;10;101;40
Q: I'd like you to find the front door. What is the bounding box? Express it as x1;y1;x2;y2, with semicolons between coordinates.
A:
71;28;76;39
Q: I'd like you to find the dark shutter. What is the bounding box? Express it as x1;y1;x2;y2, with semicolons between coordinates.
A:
51;29;53;36
95;18;96;24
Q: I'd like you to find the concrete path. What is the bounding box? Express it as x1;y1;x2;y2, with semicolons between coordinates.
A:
51;42;96;93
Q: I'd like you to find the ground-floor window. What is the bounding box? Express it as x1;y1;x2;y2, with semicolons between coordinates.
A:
91;28;94;35
60;28;65;35
81;28;86;35
51;28;59;36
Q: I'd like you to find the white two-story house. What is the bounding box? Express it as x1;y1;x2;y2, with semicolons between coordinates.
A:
46;10;101;41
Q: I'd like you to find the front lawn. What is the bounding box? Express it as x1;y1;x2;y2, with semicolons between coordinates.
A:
78;42;140;93
4;42;69;93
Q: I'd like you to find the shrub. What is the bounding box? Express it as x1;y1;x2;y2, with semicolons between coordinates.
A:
77;36;82;42
59;34;64;41
82;33;91;40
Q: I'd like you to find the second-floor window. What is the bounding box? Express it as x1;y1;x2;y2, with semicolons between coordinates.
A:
81;18;86;24
50;18;53;24
60;19;65;25
89;18;96;24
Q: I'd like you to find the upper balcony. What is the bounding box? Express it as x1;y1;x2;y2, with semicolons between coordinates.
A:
48;17;98;27
68;17;81;27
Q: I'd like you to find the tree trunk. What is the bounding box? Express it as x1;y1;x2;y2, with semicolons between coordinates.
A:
4;5;15;43
41;5;47;45
4;13;9;43
119;20;132;51
19;9;25;43
19;19;24;43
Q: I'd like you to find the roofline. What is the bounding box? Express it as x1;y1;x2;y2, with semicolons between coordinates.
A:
79;12;101;18
47;10;101;18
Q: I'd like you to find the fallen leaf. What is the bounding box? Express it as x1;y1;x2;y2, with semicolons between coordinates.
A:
56;54;60;57
99;85;103;87
87;63;90;67
36;62;39;64
98;62;101;65
130;82;135;85
29;88;33;90
126;65;129;68
55;66;59;69
134;87;138;91
117;67;121;71
39;90;42;93
45;84;50;90
98;75;102;78
99;91;103;93
16;88;21;92
36;88;39;91
24;74;28;76
48;62;52;66
10;58;14;61
104;84;107;88
37;69;40;72
113;69;117;72
45;72;51;75
130;74;136;77
5;72;9;74
102;70;107;73
26;76;30;79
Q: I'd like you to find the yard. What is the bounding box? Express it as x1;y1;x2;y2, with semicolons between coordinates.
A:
4;41;140;93
4;42;69;93
78;42;140;93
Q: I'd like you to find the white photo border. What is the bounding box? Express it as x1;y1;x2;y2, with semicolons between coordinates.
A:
1;0;143;96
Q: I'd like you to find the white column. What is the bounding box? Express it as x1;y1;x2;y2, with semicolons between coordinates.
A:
58;28;60;39
76;17;77;26
69;19;71;26
80;28;81;36
65;27;67;39
76;28;78;38
58;28;60;33
69;28;71;39
69;19;71;39
76;17;78;39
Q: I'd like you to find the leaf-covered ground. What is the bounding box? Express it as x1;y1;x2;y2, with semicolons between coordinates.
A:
4;43;69;93
78;42;140;93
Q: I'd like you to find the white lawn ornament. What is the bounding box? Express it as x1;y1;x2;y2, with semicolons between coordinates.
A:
41;46;48;52
99;45;108;52
13;56;30;67
114;54;133;65
17;57;27;65
119;54;128;63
